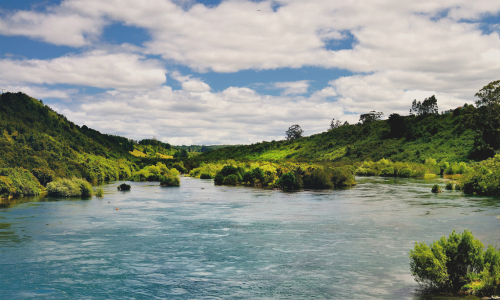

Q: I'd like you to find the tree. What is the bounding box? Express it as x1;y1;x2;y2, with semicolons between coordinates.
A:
329;118;342;131
387;113;406;138
469;80;500;159
475;80;500;108
410;95;439;116
359;111;383;124
286;124;303;140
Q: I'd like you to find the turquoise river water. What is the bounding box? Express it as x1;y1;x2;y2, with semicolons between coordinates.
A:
1;176;500;299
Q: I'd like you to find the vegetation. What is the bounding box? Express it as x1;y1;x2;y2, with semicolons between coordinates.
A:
95;186;104;197
286;124;303;140
0;167;43;198
458;154;500;195
410;230;500;296
117;183;131;191
189;160;355;189
47;177;93;197
431;184;442;193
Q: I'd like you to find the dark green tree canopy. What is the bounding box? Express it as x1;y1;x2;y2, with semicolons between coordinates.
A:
359;111;383;124
286;124;303;140
475;80;500;107
410;95;438;116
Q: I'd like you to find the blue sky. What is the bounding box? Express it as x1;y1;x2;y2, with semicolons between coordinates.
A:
1;0;500;144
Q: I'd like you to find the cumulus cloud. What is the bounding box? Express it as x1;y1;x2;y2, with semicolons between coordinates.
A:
273;80;310;95
170;71;211;92
52;85;347;145
0;50;167;90
2;0;500;143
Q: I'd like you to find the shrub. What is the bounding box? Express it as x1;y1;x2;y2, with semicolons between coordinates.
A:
410;230;487;293
380;167;395;177
220;165;239;177
445;182;454;190
47;177;93;197
160;175;180;187
117;183;131;191
278;172;295;190
0;167;43;198
200;173;212;179
303;169;333;189
214;172;224;185
95;186;104;197
222;174;239;185
431;184;441;193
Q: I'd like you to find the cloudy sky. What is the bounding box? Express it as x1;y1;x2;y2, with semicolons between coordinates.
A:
1;0;500;145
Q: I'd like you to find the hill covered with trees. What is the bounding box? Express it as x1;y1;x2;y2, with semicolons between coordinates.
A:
198;83;500;164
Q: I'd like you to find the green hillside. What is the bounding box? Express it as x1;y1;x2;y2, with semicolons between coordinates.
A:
199;106;479;163
0;92;140;196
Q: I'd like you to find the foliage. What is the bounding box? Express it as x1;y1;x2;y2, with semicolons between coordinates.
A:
329;118;343;131
359;111;383;124
445;182;454;190
200;173;212;179
199;109;476;163
458;155;500;195
0;167;43;198
47;177;93;197
130;162;180;185
410;95;439;116
409;230;485;293
214;172;224;185
286;124;303;140
431;184;441;193
117;183;131;191
222;174;239;185
160;174;180;186
277;172;295;190
95;186;104;197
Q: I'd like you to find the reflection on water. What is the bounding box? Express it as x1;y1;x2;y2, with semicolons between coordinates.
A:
1;176;499;299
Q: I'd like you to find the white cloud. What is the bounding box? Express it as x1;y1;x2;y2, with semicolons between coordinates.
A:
1;85;78;99
2;0;500;143
273;80;310;95
170;71;211;92
0;50;167;90
52;85;346;145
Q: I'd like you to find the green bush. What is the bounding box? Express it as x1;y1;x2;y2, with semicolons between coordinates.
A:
304;169;333;189
278;172;295;190
47;177;93;197
431;184;441;193
445;182;454;190
160;175;180;187
222;174;239;185
117;183;131;191
200;173;212;179
220;165;239;177
214;172;224;185
0;167;43;198
380;167;395;177
409;230;484;292
95;186;104;197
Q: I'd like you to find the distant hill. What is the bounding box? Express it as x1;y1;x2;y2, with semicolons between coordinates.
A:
198;107;480;163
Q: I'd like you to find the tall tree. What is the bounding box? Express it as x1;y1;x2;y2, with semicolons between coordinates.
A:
329;118;342;131
286;124;303;140
410;95;439;116
359;111;383;124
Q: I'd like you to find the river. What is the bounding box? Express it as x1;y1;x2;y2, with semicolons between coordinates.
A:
1;176;498;299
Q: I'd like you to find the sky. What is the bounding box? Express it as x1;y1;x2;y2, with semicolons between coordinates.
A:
1;0;500;145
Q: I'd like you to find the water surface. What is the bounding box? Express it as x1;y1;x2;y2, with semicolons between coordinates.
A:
1;177;499;299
